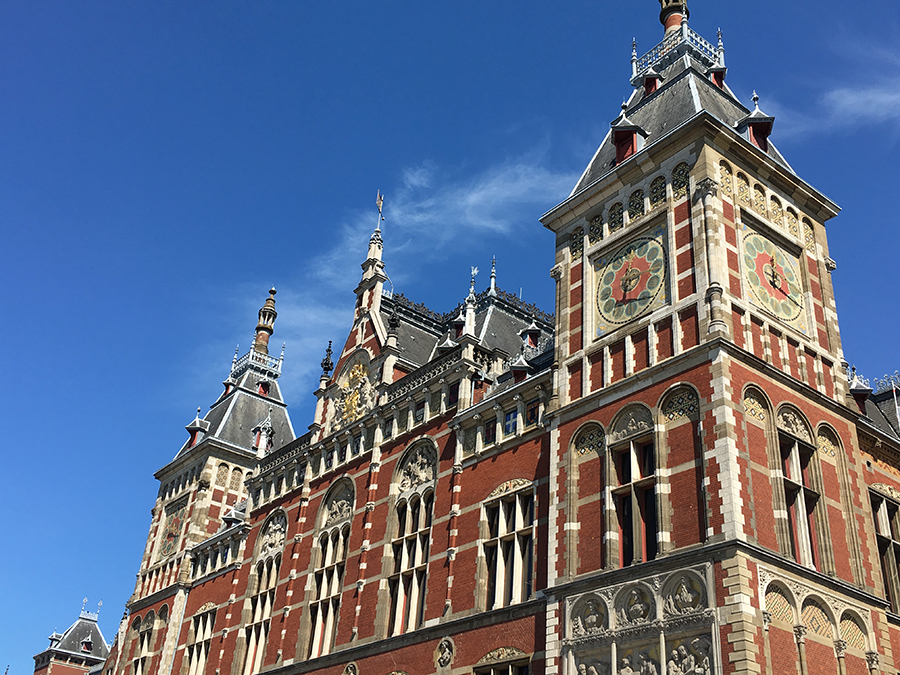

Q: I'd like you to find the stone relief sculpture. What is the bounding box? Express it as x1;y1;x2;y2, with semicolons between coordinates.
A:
664;575;704;615
572;596;608;636
398;444;436;492
258;511;287;558
776;407;811;442
609;407;653;443
341;664;357;675
477;647;527;664
436;637;454;668
616;587;653;625
323;481;354;527
567;567;715;675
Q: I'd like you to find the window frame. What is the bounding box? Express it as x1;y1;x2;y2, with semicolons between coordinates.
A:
609;434;658;567
482;485;536;611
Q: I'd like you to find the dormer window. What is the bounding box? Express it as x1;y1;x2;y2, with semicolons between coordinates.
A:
642;68;662;96
81;638;92;653
612;104;648;165
258;381;270;396
737;92;775;154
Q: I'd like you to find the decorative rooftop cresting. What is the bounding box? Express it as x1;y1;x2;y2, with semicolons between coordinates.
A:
632;20;722;81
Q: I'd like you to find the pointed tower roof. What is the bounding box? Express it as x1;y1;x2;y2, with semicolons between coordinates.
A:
169;289;295;463
568;2;796;198
34;603;109;670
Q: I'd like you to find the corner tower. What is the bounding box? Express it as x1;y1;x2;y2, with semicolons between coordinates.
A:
124;290;294;675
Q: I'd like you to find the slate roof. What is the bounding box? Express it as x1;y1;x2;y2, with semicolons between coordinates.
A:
866;391;900;441
380;287;555;371
572;36;792;197
37;611;109;663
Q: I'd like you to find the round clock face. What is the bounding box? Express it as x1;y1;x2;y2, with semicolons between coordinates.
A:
596;237;667;326
743;233;803;322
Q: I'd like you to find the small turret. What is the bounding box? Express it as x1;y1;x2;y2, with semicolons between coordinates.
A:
253;288;278;355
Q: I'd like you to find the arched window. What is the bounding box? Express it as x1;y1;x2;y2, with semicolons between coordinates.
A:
187;604;216;675
609;203;624;233
133;612;154;675
870;485;900;611
629;189;645;220
215;463;228;487
242;512;286;675
775;407;825;569
482;480;535;609
672;163;690;201
607;406;657;566
719;162;733;199
839;611;868;652
588;215;602;244
308;481;354;658
650;176;667;208
389;442;437;635
802;218;816;253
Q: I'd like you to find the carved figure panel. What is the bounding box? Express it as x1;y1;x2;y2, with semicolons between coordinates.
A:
776;407;811;443
476;647;527;665
323;481;354;527
258;511;287;559
616;586;654;626
666;636;713;675
663;574;706;616
436;637;454;669
572;595;609;637
488;478;533;499
398;443;436;493
609;407;654;443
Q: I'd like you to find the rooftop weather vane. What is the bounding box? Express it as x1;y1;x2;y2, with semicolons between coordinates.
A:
376;190;385;222
470;266;479;291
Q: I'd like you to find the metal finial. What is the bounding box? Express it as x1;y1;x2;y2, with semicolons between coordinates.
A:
321;341;334;375
197;407;202;417
631;38;637;59
717;28;723;47
82;597;88;611
491;256;496;275
280;342;285;359
470;266;479;291
376;190;385;224
752;90;760;109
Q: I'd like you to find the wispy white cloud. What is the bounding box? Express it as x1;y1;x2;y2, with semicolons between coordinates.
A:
203;152;578;421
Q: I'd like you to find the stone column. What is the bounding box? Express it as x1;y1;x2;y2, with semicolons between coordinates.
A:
694;177;727;335
794;625;809;675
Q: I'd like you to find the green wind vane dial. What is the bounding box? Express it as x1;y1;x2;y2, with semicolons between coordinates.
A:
596;234;667;333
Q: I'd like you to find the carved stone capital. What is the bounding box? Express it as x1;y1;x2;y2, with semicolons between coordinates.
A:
452;463;464;475
762;610;772;630
865;651;879;669
550;266;563;281
833;639;847;658
793;624;807;643
447;547;457;561
693;177;718;203
198;479;211;492
365;501;376;512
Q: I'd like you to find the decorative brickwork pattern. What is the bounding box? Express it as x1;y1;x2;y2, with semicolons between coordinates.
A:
765;585;794;624
574;424;605;456
801;599;832;638
839;614;866;651
663;388;699;423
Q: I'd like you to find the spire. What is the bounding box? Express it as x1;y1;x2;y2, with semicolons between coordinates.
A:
321;341;334;376
659;0;688;35
368;190;385;262
489;256;497;296
253;288;278;355
463;266;478;338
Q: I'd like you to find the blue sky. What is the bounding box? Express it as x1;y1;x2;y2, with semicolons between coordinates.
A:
2;0;899;671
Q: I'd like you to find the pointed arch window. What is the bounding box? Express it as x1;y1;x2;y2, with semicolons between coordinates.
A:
482;481;535;610
389;443;436;635
242;512;286;675
775;408;823;569
608;407;658;567
186;605;216;675
308;482;354;658
133;612;154;675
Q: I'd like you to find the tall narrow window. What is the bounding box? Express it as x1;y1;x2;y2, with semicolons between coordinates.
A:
308;481;353;658
611;436;657;566
389;443;436;635
774;409;823;570
186;607;216;675
474;662;530;675
242;512;286;675
483;485;535;609
133;613;154;675
871;490;900;612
